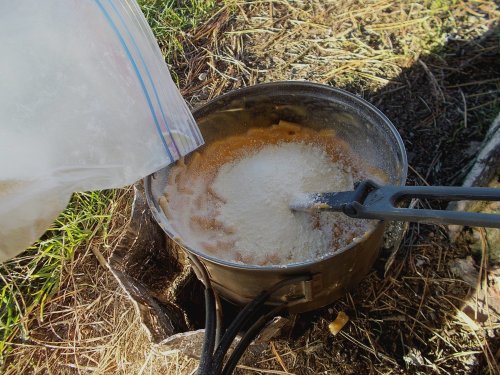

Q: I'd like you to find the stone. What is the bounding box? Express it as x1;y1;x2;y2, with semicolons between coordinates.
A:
448;114;500;264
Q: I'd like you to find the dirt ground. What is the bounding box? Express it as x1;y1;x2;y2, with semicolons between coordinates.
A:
5;1;499;374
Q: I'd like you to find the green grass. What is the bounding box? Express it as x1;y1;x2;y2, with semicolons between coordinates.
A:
0;191;116;365
139;0;217;60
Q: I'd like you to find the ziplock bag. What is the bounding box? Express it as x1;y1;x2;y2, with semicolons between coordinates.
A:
0;0;203;262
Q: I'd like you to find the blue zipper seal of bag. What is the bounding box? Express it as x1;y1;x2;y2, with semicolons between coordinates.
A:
94;0;177;162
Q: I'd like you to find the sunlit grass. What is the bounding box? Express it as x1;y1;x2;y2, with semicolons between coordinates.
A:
0;191;116;364
138;0;217;60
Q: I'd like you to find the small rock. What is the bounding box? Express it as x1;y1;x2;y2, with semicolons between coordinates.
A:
448;256;478;287
454;264;500;325
415;255;428;267
404;348;425;367
198;72;208;81
469;206;500;263
448;114;499;247
254;316;290;344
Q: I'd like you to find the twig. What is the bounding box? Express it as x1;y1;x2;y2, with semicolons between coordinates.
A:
339;331;398;365
236;364;296;375
468;99;498;112
446;78;500;88
459;89;467;129
418;59;445;102
270;341;290;374
408;164;431;186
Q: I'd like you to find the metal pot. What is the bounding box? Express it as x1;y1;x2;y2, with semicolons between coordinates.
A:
145;81;408;313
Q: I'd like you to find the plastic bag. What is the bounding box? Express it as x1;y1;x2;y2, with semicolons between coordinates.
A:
0;0;203;262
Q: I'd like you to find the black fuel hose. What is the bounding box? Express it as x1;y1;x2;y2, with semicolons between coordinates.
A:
210;291;270;374
188;255;217;375
221;304;287;375
198;286;216;374
210;275;311;374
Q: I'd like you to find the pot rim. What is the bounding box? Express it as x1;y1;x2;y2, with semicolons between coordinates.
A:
145;81;408;271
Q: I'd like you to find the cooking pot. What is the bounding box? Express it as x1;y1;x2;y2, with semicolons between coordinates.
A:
145;81;408;313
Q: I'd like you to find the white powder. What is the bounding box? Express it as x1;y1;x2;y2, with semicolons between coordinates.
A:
209;143;370;265
163;141;374;266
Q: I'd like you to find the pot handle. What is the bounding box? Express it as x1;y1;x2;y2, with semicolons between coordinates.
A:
345;181;500;228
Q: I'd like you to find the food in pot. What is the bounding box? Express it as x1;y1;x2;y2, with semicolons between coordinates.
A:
160;121;385;266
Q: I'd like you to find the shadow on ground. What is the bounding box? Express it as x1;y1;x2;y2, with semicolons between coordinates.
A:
284;23;499;375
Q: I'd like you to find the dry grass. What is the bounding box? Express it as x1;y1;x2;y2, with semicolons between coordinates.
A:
179;0;498;92
4;0;499;374
3;188;198;374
